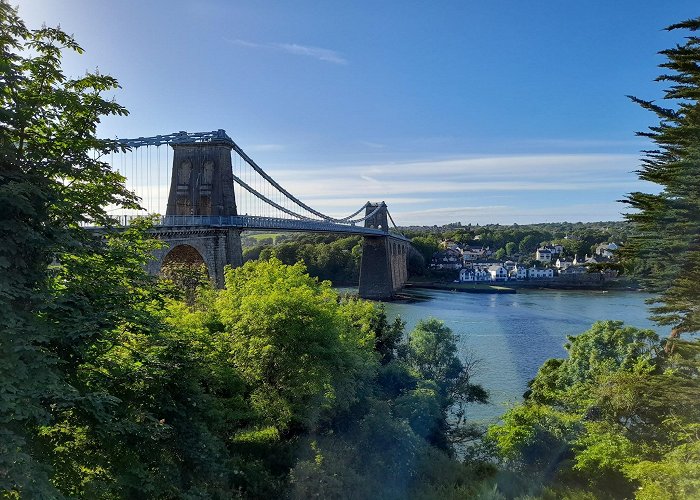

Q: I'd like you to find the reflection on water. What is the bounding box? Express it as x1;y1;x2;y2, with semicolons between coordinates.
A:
345;287;663;424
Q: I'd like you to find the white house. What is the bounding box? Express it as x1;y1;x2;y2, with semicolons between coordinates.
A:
528;267;554;279
510;264;528;280
595;242;619;259
459;268;474;282
536;247;553;262
488;265;509;281
459;268;491;282
555;258;572;270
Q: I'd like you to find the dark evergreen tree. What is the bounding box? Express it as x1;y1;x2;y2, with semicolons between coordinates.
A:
623;17;700;335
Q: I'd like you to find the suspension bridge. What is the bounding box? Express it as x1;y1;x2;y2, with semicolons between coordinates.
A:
107;129;411;299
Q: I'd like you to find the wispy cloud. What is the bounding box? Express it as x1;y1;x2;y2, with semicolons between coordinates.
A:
248;143;285;152
514;138;649;149
261;153;649;224
269;153;643;196
227;38;348;65
360;141;386;149
298;197;432;207
276;43;347;64
118;152;647;225
395;202;626;226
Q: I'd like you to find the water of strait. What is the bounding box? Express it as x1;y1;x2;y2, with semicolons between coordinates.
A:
375;288;666;424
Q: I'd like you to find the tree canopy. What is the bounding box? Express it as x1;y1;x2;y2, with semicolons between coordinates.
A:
487;321;700;498
0;2;136;493
623;17;700;334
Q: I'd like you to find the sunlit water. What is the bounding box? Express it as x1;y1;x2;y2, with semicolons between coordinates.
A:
340;287;665;424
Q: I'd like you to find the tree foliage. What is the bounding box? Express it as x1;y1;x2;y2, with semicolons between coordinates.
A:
0;3;135;494
623;17;700;334
487;321;700;498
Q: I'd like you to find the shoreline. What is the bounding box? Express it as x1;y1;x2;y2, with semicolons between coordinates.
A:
404;282;517;294
404;280;642;294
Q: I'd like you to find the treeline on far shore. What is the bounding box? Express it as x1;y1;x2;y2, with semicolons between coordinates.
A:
240;220;640;285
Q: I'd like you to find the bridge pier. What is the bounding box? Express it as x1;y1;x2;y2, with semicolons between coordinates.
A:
147;136;243;287
358;203;409;300
359;236;394;300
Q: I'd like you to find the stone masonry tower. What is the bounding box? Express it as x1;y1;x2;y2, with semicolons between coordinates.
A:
166;140;237;216
148;134;243;287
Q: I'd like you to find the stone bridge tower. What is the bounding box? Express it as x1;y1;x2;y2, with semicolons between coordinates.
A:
147;137;243;287
358;202;409;300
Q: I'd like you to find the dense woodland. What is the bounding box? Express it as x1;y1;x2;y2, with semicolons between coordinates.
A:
1;3;699;499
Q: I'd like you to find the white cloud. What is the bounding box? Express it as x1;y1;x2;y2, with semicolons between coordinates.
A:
258;153;649;224
392;202;626;226
227;38;347;65
277;153;639;178
359;141;386;149
248;143;285;152
299;196;432;207
112;151;648;225
275;43;347;65
265;153;642;199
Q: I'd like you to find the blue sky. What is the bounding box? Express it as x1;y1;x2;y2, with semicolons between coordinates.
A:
16;0;699;225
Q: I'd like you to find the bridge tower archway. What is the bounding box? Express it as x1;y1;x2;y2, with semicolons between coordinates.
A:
162;243;207;268
146;229;242;288
160;244;211;287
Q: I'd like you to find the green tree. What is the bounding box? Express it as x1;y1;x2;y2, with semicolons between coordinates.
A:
38;222;247;498
412;235;440;265
487;321;700;498
518;234;538;255
0;4;135;494
623;17;700;335
214;259;377;432
405;319;488;450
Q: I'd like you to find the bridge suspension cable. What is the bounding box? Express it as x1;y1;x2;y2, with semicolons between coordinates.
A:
231;171;311;220
114;129;391;226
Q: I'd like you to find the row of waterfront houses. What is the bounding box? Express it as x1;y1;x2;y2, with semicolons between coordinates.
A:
458;260;611;283
431;241;619;283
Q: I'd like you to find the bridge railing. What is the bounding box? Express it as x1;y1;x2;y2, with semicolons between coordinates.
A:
88;214;409;241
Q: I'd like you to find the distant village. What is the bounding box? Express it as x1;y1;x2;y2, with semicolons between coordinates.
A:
431;240;620;284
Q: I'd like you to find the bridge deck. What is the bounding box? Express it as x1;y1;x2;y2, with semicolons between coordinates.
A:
95;215;409;241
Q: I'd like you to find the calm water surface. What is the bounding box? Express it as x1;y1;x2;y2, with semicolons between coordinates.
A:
356;288;664;424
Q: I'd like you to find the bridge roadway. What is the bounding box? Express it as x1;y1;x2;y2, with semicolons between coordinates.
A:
105;214;410;242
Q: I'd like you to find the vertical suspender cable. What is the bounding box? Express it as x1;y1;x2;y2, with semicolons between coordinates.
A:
141;147;144;212
130;148;134;215
146;146;150;213
166;144;169;216
146;146;149;212
157;145;160;215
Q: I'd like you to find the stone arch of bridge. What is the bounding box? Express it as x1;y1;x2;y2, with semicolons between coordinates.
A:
162;244;206;268
149;240;214;283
